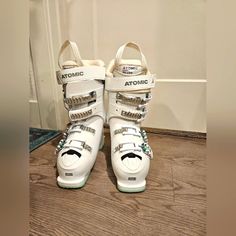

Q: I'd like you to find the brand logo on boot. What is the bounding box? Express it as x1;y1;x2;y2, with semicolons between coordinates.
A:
124;80;148;86
62;71;84;79
122;66;139;75
118;65;143;75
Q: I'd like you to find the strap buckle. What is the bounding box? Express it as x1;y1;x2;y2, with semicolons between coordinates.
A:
55;138;92;154
116;92;151;106
121;109;147;122
65;140;92;152
68;124;96;135
140;143;153;159
69;109;93;121
114;142;141;153
114;126;141;137
64;91;96;109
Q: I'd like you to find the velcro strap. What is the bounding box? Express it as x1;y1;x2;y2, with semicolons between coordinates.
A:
69;101;103;122
105;74;155;92
56;66;105;84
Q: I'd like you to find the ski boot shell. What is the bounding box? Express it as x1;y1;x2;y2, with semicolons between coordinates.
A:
106;42;156;192
55;40;105;188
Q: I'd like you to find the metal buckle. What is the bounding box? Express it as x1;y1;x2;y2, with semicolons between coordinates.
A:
70;109;92;121
69;124;95;135
137;105;148;112
121;110;147;122
64;91;96;109
140;129;148;142
82;142;92;152
114;127;129;135
144;93;152;102
55;137;67;154
139;129;153;159
79;125;95;134
121;110;142;120
116;92;151;106
139;143;153;159
67;140;92;152
114;127;141;137
114;142;141;153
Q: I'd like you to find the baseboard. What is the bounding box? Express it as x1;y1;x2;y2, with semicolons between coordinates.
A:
65;123;206;139
104;124;206;139
142;127;206;139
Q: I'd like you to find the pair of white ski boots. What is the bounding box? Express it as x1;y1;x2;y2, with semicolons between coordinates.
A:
55;40;155;193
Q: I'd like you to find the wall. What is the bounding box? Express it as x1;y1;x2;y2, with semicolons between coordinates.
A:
30;0;68;130
57;0;206;132
30;0;206;132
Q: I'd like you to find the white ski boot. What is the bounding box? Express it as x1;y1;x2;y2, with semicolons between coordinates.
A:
55;40;105;188
106;42;156;192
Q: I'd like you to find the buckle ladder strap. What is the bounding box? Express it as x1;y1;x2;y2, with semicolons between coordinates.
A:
114;142;142;153
114;141;153;159
114;126;141;137
69;101;104;122
63;140;92;152
67;124;96;135
108;104;147;122
64;86;103;109
64;91;96;108
56;138;92;153
56;66;105;84
114;42;148;69
105;74;155;92
116;92;152;106
58;40;83;69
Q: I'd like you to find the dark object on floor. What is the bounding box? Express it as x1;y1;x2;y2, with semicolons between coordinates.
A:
29;128;60;152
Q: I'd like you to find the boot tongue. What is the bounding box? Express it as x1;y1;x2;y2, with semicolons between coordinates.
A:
114;64;145;77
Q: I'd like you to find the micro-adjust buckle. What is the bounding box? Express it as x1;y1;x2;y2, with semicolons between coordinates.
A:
64;91;96;109
116;92;152;106
114;127;141;137
114;142;141;153
137;104;148;112
143;92;152;102
140;143;153;159
139;129;153;159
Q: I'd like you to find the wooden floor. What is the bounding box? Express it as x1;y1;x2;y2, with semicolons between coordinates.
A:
30;129;206;236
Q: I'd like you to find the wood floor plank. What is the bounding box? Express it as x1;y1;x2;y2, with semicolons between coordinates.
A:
30;131;206;236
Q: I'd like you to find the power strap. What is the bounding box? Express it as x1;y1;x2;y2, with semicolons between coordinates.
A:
105;74;155;92
57;66;105;84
